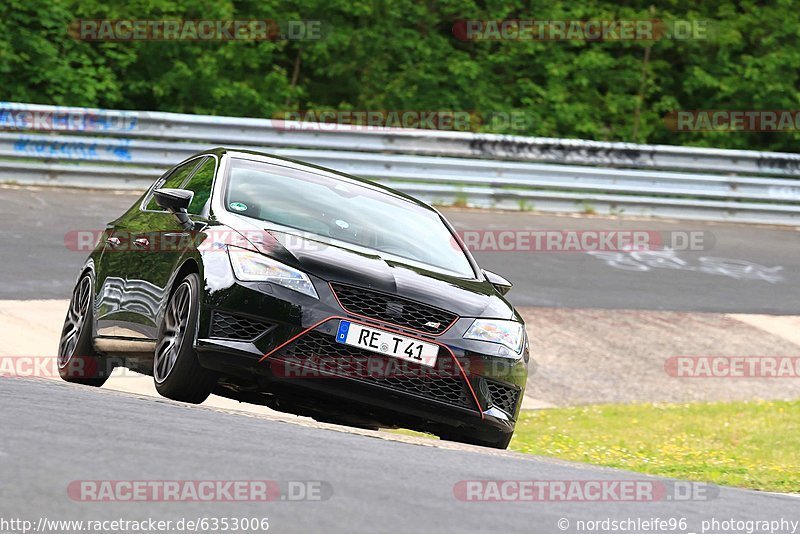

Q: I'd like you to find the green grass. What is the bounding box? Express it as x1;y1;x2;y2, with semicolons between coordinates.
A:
510;400;800;493
388;400;799;492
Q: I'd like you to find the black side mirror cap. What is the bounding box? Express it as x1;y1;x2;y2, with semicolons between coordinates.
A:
154;188;192;211
483;269;513;296
154;188;194;229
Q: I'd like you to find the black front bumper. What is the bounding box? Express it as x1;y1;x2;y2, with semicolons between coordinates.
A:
194;278;528;439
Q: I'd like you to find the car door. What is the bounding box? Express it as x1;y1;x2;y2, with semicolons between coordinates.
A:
95;156;206;339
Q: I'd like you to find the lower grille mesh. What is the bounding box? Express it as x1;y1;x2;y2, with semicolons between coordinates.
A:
274;331;475;409
210;311;274;342
485;379;521;416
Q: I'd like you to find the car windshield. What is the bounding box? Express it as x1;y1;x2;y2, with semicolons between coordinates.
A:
224;158;475;278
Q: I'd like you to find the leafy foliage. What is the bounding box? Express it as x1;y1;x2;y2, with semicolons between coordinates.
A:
1;0;798;151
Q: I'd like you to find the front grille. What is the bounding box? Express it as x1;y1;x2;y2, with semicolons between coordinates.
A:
330;282;458;335
485;379;521;417
210;311;274;342
273;330;475;410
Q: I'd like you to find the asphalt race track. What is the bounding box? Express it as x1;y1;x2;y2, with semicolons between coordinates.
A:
2;186;799;313
1;185;800;532
453;209;800;314
1;378;798;533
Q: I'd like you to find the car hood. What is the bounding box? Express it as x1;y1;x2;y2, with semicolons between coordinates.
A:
227;221;514;319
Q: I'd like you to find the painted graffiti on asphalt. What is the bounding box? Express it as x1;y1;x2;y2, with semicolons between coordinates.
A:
586;249;785;283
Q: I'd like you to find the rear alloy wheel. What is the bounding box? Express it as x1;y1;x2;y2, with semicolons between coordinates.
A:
58;273;111;387
153;273;216;403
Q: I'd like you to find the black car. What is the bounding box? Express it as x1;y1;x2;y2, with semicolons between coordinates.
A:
58;149;529;448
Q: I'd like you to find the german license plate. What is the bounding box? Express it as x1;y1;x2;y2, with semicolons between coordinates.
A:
335;320;438;367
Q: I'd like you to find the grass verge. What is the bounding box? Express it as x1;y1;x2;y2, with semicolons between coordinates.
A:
510;400;799;493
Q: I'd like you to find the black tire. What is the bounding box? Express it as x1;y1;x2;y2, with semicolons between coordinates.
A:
153;273;217;403
58;273;112;387
439;430;513;450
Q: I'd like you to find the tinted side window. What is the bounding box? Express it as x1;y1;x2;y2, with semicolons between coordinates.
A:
182;158;216;216
144;158;203;211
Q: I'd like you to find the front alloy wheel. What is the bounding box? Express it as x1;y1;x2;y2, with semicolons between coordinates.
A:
153;273;217;403
58;273;111;387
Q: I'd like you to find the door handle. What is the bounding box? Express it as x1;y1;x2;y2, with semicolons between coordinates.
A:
106;237;121;247
133;238;150;248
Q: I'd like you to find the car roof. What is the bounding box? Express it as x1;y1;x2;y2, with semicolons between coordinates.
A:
198;147;435;212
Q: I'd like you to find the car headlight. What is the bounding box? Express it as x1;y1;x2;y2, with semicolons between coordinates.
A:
228;246;319;299
463;319;524;353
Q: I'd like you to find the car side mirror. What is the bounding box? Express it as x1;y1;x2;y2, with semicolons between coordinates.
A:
154;188;193;229
483;269;513;296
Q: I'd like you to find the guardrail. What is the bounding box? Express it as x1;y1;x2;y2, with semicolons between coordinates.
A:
2;101;800;225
